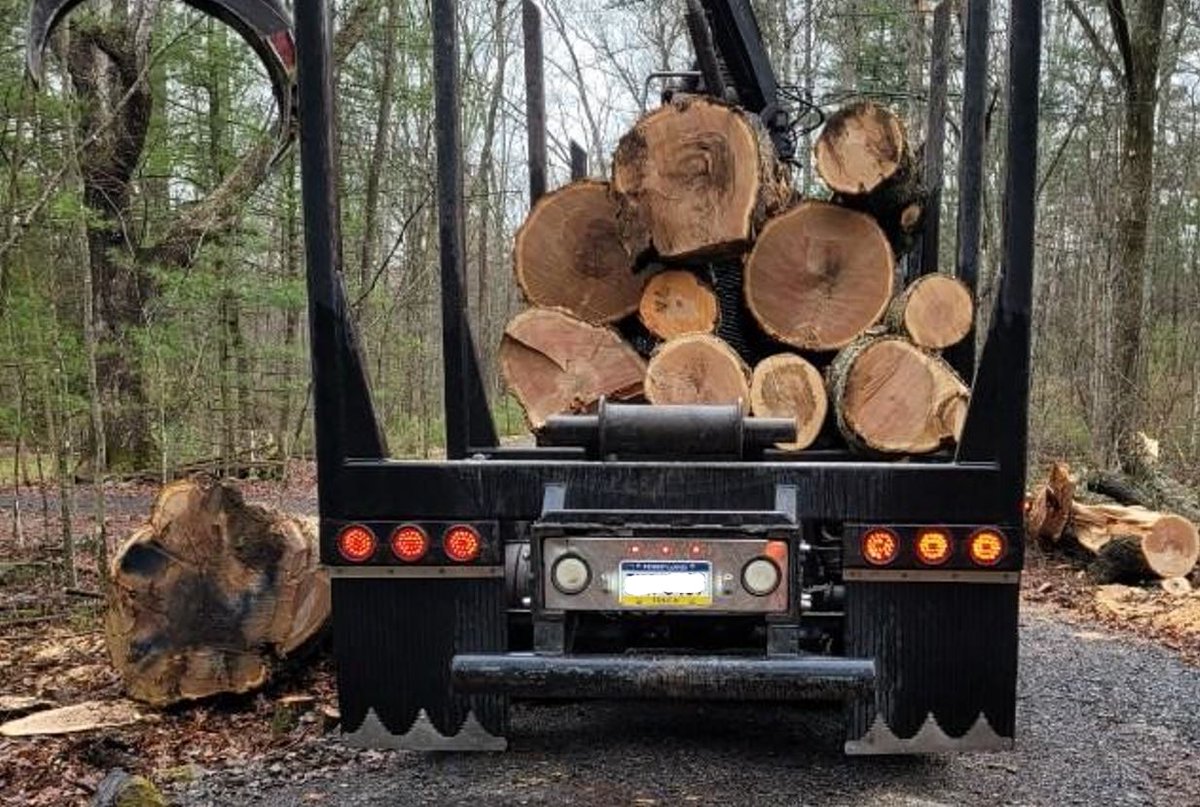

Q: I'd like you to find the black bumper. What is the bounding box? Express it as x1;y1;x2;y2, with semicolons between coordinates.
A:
451;653;875;701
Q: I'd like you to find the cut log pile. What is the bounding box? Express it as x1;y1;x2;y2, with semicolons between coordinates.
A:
502;97;972;455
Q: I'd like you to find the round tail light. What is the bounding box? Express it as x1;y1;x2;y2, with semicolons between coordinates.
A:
337;524;377;563
915;528;952;565
968;528;1006;566
861;527;900;566
391;524;429;562
443;524;481;562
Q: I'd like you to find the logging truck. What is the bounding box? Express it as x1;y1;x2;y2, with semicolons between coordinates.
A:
27;0;1041;753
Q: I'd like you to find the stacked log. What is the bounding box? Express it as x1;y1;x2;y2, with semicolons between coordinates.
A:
500;96;976;457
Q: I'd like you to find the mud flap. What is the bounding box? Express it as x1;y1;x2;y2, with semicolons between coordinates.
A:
843;579;1019;754
333;575;508;751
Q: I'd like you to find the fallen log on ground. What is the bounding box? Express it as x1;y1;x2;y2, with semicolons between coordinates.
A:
106;478;328;706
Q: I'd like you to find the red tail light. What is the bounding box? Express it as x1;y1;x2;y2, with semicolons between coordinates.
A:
915;528;952;565
443;524;481;562
390;524;429;562
337;524;376;562
861;527;900;566
968;528;1006;566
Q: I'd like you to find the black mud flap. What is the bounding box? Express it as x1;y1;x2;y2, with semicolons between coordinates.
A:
843;576;1019;754
332;575;508;751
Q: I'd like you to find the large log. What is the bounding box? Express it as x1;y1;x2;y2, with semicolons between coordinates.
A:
638;269;720;340
886;273;974;350
644;333;750;409
106;478;328;706
1069;502;1199;579
749;353;827;451
815;101;928;255
744;201;894;351
513;180;648;324
828;335;968;454
501;307;647;429
611;95;791;260
1025;460;1076;542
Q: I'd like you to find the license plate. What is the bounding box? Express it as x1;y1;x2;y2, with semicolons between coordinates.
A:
618;560;712;607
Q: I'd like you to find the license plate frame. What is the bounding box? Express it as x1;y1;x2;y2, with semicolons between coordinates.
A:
618;560;713;607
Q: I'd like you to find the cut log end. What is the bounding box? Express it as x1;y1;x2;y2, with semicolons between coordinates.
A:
645;333;750;410
814;101;907;195
745;201;894;351
749;353;828;451
1143;514;1200;578
501;307;647;430
638;270;720;340
513;180;646;324
889;274;974;349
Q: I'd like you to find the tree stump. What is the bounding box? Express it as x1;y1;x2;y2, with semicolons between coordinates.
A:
644;334;750;410
611;95;791;260
827;336;968;454
106;478;328;706
638;270;720;339
744;201;894;351
749;354;828;451
500;307;647;429
887;273;974;349
513;180;648;324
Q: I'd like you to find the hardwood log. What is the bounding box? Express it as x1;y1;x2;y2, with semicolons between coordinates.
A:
1025;461;1076;542
644;334;750;409
744;201;894;351
611;95;791;260
1069;502;1199;579
513;180;649;324
638;269;720;340
500;307;647;429
815;101;928;255
106;478;328;706
886;273;974;350
749;353;828;451
827;335;968;454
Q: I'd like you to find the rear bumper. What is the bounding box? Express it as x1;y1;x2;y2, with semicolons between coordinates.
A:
451;653;875;702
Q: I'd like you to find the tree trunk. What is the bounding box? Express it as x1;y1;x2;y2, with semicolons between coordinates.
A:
500;307;647;429
828;335;968;454
886;273;974;349
749;353;828;451
106;478;329;706
611;95;791;260
1068;502;1198;578
644;334;750;409
513;180;650;324
744;201;894;351
638;269;719;339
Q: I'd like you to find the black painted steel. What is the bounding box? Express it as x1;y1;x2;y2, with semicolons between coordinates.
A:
915;0;951;280
685;0;727;99
522;0;548;205
451;653;874;701
539;401;794;459
569;140;587;180
946;0;991;380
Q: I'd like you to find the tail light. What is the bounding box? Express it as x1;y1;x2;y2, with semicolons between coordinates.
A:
337;524;377;562
968;528;1006;566
443;524;482;562
861;527;900;566
915;528;952;565
390;524;429;562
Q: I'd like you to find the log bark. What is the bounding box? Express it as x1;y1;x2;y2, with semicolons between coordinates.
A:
744;201;894;351
749;353;828;451
513;180;648;324
644;334;751;409
815;101;928;255
1025;461;1076;542
886;273;974;350
501;307;647;429
611;95;791;260
1069;501;1199;579
106;478;328;706
638;269;719;339
827;335;968;454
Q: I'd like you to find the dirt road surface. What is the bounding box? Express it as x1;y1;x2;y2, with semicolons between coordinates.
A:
171;607;1200;807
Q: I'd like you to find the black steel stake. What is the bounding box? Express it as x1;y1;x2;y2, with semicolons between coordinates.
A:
523;0;547;205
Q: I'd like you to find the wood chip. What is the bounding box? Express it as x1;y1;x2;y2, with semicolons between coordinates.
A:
0;700;141;737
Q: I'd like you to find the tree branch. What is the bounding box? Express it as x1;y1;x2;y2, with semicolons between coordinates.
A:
1065;0;1124;80
1105;0;1136;83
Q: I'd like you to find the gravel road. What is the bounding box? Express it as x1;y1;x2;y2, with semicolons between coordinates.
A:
170;606;1200;806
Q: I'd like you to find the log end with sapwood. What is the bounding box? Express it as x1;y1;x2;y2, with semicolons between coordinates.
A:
501;307;647;429
638;269;720;340
814;100;907;195
106;477;328;706
644;333;750;410
828;336;968;454
513;180;647;324
744;201;894;351
887;273;974;349
749;353;828;450
612;95;790;261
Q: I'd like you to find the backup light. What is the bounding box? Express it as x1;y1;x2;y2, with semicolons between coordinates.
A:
742;557;781;596
443;524;482;562
915;528;952;566
390;524;429;562
861;527;899;566
337;524;376;563
551;555;591;595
